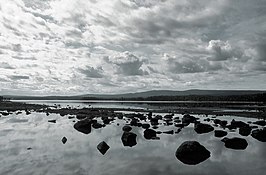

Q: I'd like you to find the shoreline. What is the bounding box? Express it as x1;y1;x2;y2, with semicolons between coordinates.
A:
0;101;265;119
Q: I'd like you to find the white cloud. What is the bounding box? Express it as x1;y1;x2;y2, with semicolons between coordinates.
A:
0;0;265;95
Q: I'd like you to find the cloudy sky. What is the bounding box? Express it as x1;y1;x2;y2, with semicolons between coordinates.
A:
0;0;265;95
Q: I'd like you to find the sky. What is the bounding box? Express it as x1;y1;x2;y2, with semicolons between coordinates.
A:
0;0;265;95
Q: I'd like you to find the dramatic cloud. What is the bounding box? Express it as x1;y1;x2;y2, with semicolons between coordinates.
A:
104;52;148;76
0;0;265;95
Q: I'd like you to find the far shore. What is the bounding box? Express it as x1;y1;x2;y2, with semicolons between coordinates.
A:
0;100;265;119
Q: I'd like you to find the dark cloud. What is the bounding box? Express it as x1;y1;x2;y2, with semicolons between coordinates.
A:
78;66;104;78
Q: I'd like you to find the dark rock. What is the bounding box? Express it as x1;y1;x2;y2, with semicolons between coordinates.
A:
76;114;87;120
155;115;162;120
152;126;158;129
251;128;266;142
25;110;31;115
175;128;182;134
117;114;123;119
68;116;75;119
103;118;110;125
175;123;185;128
239;126;252;136
230;119;249;128
48;120;56;123
214;130;227;137
221;137;248;150
121;132;137;147
163;130;174;134
175;141;211;165
74;119;92;134
144;129;157;140
194;123;214;134
142;123;150;129
27;147;32;150
122;125;132;132
204;118;211;122
92;122;103;129
16;111;22;115
220;120;228;127
147;112;152;119
97;141;110;155
62;137;67;144
182;114;197;126
164;114;173;119
253;120;266;126
150;118;159;125
213;119;221;125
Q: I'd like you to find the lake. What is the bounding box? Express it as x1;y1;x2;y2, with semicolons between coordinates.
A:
0;101;265;175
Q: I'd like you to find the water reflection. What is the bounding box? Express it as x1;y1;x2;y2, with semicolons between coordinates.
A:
0;110;265;175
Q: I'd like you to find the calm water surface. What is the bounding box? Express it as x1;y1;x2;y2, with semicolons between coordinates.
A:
0;102;265;175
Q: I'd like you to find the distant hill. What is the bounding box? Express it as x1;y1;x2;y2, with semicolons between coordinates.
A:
4;89;266;101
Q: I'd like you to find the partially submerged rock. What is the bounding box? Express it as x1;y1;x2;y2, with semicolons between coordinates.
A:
74;119;92;134
194;123;214;134
121;132;137;147
92;122;103;129
144;129;157;140
182;114;197;126
175;141;210;165
122;125;132;132
163;130;174;135
97;141;110;155
48;120;56;123
214;130;227;137
253;120;266;126
251;128;266;142
239;126;252;136
62;137;67;144
221;137;248;150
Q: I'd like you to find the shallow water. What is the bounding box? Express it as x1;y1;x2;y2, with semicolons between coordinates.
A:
0;108;266;175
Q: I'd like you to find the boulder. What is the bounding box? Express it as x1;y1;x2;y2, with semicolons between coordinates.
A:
97;141;110;155
163;130;174;135
92;122;103;129
142;123;150;129
61;137;67;144
121;132;137;147
221;137;248;150
175;141;210;165
48;120;56;123
144;129;157;140
239;126;252;136
251;128;266;142
74;119;92;134
182;114;197;126
150;118;159;125
122;125;132;132
214;130;227;137
253;120;266;126
194;123;214;134
230;119;249;128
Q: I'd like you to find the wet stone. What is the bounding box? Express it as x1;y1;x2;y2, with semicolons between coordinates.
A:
175;141;211;165
97;141;110;155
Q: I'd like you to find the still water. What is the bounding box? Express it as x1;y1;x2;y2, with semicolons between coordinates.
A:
0;101;265;175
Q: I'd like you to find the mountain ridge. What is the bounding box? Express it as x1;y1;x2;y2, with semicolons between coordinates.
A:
3;89;266;100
